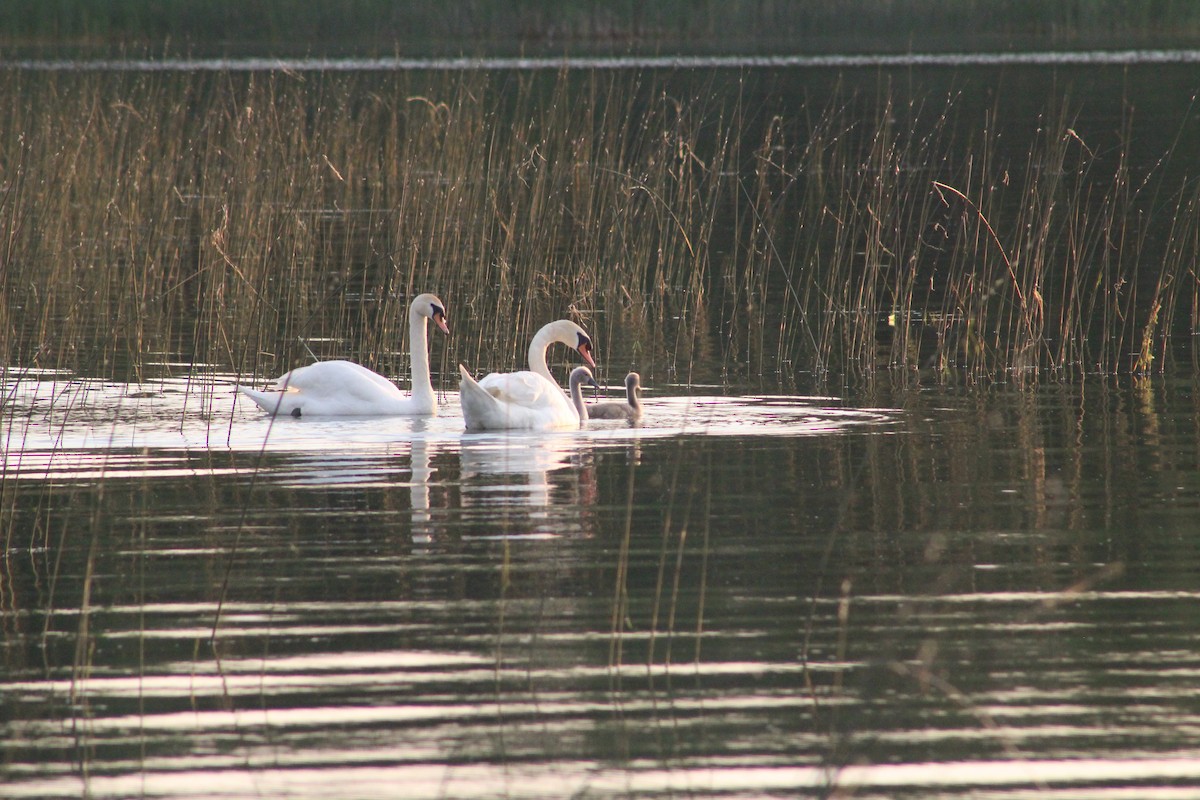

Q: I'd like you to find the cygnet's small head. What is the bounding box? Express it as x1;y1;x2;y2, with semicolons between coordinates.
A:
625;372;641;392
569;366;599;390
413;293;450;335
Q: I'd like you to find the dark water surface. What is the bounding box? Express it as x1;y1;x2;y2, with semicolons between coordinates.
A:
4;375;1200;798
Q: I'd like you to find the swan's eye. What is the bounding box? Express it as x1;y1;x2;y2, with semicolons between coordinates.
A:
431;304;445;319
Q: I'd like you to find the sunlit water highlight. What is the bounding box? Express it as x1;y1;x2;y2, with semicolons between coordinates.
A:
4;375;1200;798
2;377;888;475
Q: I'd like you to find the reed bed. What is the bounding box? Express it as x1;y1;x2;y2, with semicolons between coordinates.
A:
1;66;1199;408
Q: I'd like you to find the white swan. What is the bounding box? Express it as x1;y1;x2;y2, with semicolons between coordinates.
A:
568;366;599;422
588;372;643;422
458;319;596;431
238;292;449;417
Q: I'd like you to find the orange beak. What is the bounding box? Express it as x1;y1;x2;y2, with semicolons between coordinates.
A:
578;342;596;368
434;313;450;335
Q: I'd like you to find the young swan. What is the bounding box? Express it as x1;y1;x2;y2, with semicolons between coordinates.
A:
588;372;643;422
568;366;600;422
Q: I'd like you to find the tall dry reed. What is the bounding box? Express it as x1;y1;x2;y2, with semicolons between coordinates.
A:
1;66;1198;402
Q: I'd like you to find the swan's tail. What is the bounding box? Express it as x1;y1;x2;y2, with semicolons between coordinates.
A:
236;385;270;408
237;385;301;417
458;364;498;431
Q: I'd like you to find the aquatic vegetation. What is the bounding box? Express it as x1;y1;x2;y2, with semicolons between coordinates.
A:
1;64;1198;403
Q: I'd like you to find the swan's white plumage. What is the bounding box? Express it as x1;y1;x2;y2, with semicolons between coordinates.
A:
239;360;412;416
459;319;596;431
460;366;581;430
238;292;448;417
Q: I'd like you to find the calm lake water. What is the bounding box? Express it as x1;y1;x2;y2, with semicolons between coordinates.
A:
4;372;1200;798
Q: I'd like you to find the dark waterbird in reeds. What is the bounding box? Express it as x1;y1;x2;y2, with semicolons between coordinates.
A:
459;320;596;431
238;293;449;417
587;372;642;423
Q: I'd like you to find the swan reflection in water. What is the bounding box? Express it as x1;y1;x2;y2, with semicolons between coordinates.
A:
408;424;438;544
252;416;447;543
455;431;599;539
253;418;622;543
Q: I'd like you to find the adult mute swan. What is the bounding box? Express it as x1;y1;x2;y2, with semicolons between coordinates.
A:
238;292;449;417
458;319;596;431
588;372;643;422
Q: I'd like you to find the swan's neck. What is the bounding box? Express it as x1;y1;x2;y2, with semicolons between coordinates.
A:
527;327;558;383
527;323;575;419
571;381;589;421
627;381;641;411
408;309;435;407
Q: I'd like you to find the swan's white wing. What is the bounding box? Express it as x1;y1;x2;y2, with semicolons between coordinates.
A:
460;367;579;430
273;360;402;398
477;370;563;407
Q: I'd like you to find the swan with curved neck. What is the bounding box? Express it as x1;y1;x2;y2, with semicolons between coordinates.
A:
458;319;596;431
238;293;449;416
587;372;643;422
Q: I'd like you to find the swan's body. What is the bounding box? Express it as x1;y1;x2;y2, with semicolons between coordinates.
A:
238;293;449;417
568;367;599;422
459;319;596;431
588;372;642;422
